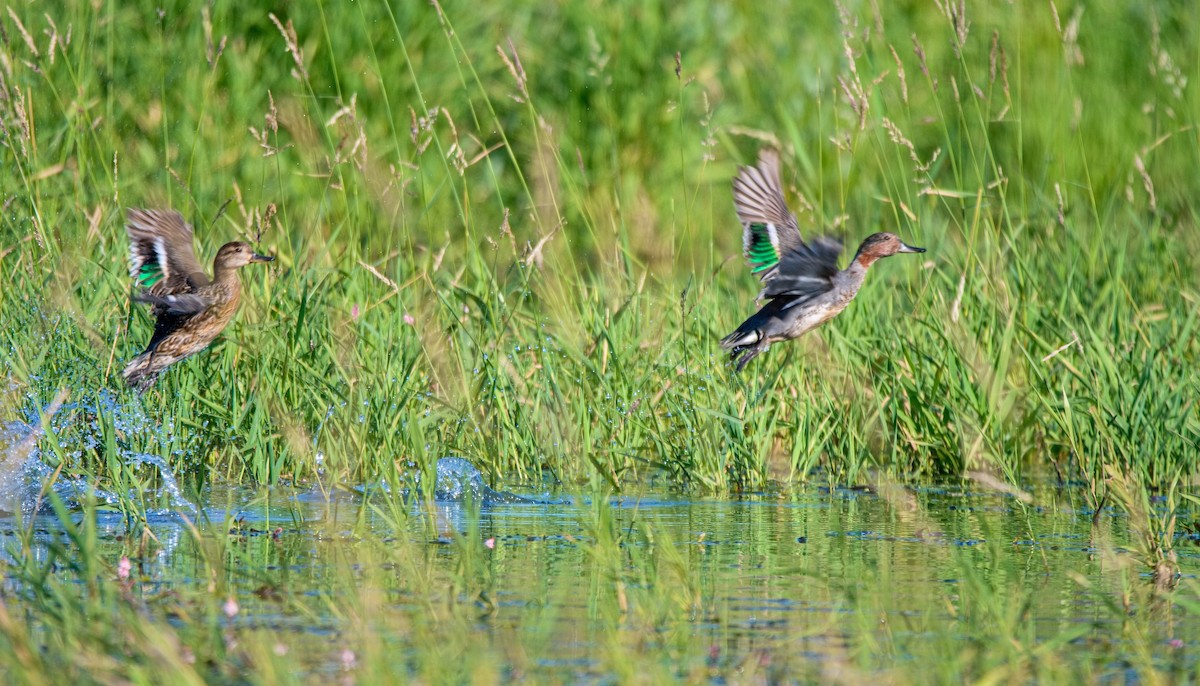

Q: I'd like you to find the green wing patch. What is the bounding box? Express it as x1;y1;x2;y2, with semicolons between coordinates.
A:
745;222;781;274
137;263;163;287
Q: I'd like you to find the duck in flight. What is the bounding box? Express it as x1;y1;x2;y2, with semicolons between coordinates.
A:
720;150;924;372
122;208;274;391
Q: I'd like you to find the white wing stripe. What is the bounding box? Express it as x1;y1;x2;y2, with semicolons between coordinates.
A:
765;222;780;252
153;238;170;280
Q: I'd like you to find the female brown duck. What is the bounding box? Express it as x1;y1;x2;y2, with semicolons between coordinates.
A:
122;208;273;391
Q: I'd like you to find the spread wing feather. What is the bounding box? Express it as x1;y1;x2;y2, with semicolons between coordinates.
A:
732;149;804;279
126;209;209;297
761;236;842;305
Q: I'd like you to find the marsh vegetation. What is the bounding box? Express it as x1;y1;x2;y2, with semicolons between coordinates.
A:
0;0;1197;682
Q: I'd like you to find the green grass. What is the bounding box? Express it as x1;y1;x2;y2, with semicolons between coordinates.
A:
2;0;1198;492
1;1;1199;679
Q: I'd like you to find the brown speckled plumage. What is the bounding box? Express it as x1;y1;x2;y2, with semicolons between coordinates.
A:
122;208;273;392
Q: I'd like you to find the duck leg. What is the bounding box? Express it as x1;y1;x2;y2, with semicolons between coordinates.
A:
731;340;770;373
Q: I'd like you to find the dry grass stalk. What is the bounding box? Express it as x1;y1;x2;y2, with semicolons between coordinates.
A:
882;118;917;160
409;106;461;160
496;38;529;102
249;91;291;158
1052;3;1085;67
699;91;716;163
1040;331;1079;363
1150;14;1187;105
1132;154;1157;213
911;34;929;79
268;13;309;82
327;93;369;172
989;31;999;83
6;7;38;58
40;13;63;65
868;0;884;38
256;203;276;243
935;0;970;57
202;6;226;70
889;44;908;103
834;3;868;130
950;272;965;323
523;223;558;270
997;39;1011;119
1054;183;1066;227
0;75;31;158
358;260;400;293
1103;465;1178;592
836;75;868;131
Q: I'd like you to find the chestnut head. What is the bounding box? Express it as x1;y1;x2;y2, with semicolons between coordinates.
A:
854;232;924;265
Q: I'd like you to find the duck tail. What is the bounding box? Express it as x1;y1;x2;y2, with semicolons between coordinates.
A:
121;353;161;393
719;328;759;350
719;328;768;373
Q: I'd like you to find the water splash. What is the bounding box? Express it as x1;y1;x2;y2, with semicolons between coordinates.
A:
424;457;541;505
0;391;195;517
0;419;108;515
0;420;41;514
122;452;195;514
360;457;560;506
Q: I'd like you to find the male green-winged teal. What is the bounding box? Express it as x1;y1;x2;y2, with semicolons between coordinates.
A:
121;208;273;391
721;150;924;372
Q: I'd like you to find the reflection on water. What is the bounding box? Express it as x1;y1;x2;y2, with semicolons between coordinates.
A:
2;392;1195;681
2;471;1195;681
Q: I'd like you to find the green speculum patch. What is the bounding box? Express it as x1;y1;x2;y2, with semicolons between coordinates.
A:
137;264;162;287
748;224;779;271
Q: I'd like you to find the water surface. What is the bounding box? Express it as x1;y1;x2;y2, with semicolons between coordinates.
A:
4;469;1194;682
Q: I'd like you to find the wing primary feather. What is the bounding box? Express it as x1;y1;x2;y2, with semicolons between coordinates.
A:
732;149;805;280
125;208;206;292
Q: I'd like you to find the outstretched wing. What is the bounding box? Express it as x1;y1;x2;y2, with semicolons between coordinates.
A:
732;149;804;279
132;292;213;316
126;208;210;297
761;236;842;306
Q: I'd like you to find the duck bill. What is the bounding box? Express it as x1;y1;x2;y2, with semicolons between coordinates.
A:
250;253;275;263
897;242;925;254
